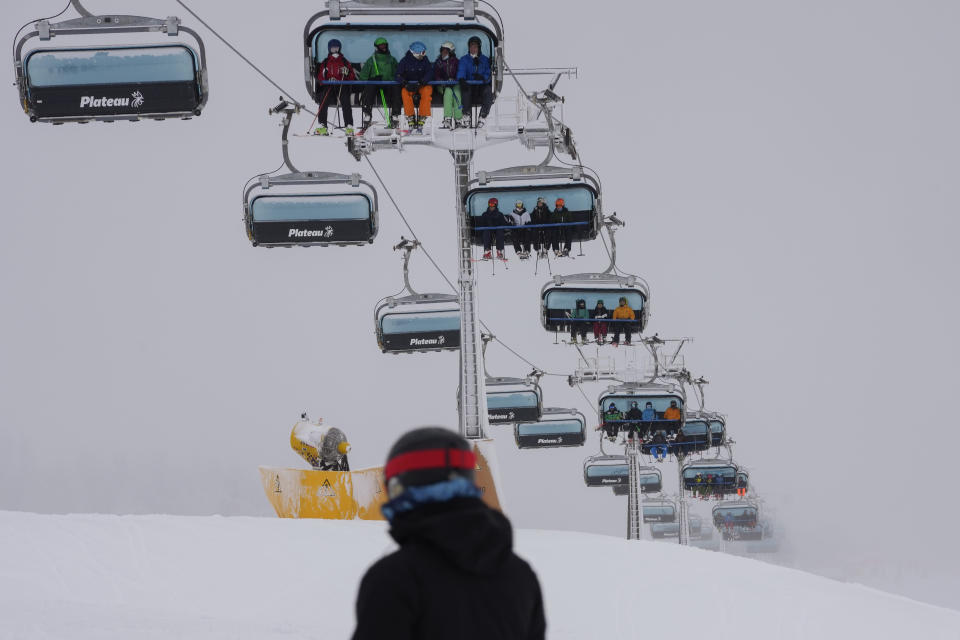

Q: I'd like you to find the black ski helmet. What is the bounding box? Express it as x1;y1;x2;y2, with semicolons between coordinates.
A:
468;35;482;49
384;427;476;496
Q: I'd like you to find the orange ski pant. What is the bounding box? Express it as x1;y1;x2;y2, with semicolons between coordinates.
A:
401;85;433;117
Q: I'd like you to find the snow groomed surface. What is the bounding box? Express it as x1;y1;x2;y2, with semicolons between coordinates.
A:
1;511;957;639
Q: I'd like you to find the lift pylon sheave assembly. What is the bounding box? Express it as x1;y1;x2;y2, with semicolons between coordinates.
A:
244;101;379;247
375;238;460;354
304;0;505;105
14;0;209;124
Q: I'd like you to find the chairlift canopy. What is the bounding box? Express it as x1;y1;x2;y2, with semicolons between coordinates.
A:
375;293;460;354
245;186;378;247
542;274;649;336
15;12;209;123
514;408;586;449
466;182;601;246
485;377;542;424
642;499;676;523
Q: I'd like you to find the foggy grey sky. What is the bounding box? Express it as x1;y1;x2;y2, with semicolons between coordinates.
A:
2;0;959;609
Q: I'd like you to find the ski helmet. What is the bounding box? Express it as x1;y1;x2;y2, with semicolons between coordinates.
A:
328;39;342;52
374;37;388;47
468;36;482;49
440;41;456;53
384;427;476;495
555;198;565;207
515;200;524;208
608;403;617;410
488;197;498;207
409;41;427;55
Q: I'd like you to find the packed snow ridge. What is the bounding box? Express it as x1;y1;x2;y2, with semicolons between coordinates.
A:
1;511;957;639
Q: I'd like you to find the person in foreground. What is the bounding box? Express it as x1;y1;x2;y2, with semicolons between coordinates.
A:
351;427;546;640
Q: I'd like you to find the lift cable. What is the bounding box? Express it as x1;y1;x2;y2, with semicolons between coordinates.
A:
172;0;307;110
12;1;71;61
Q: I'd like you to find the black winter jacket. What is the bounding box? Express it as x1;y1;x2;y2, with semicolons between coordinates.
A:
480;207;510;229
351;497;546;640
529;204;551;226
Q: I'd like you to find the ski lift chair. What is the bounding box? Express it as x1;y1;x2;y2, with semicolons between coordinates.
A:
14;1;209;123
465;167;602;249
514;407;586;449
712;501;759;531
650;522;680;539
375;294;460;353
486;376;542;424
542;274;649;339
583;453;629;487
610;466;662;496
598;382;684;441
672;413;712;456
642;498;677;523
244;173;379;247
708;415;727;447
374;238;460;353
304;2;504;113
681;459;739;493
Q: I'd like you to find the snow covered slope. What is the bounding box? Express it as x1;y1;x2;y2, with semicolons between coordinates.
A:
1;511;956;640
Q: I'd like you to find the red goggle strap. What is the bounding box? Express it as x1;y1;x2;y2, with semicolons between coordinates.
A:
385;448;476;481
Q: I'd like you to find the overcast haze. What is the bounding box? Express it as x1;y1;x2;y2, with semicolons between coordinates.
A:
2;0;959;610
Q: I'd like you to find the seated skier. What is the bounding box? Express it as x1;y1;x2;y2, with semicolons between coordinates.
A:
433;41;462;129
359;37;400;129
602;402;623;440
506;200;531;259
529;197;551;259
456;36;493;128
396;41;433;130
479;198;508;260
315;38;356;136
566;299;589;344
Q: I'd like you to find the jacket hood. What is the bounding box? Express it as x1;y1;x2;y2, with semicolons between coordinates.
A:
389;497;514;576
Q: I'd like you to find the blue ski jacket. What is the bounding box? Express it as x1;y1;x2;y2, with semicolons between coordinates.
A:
457;53;492;83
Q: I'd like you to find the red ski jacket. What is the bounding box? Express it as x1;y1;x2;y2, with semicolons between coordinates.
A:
317;54;357;83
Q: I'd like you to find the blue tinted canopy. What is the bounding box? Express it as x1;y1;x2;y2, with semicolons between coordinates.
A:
311;24;496;64
380;310;460;333
643;504;675;517
517;419;583;436
487;390;539;409
600;394;682;414
544;289;644;312
467;184;596;217
250;193;373;221
25;45;198;88
586;464;628;478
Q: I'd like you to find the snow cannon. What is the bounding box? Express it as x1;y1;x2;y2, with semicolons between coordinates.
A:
290;419;351;471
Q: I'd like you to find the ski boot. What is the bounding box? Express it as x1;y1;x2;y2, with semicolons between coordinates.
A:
496;250;505;260
457;115;472;129
314;126;330;136
482;250;492;260
440;117;453;129
475;116;486;129
344;126;355;136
